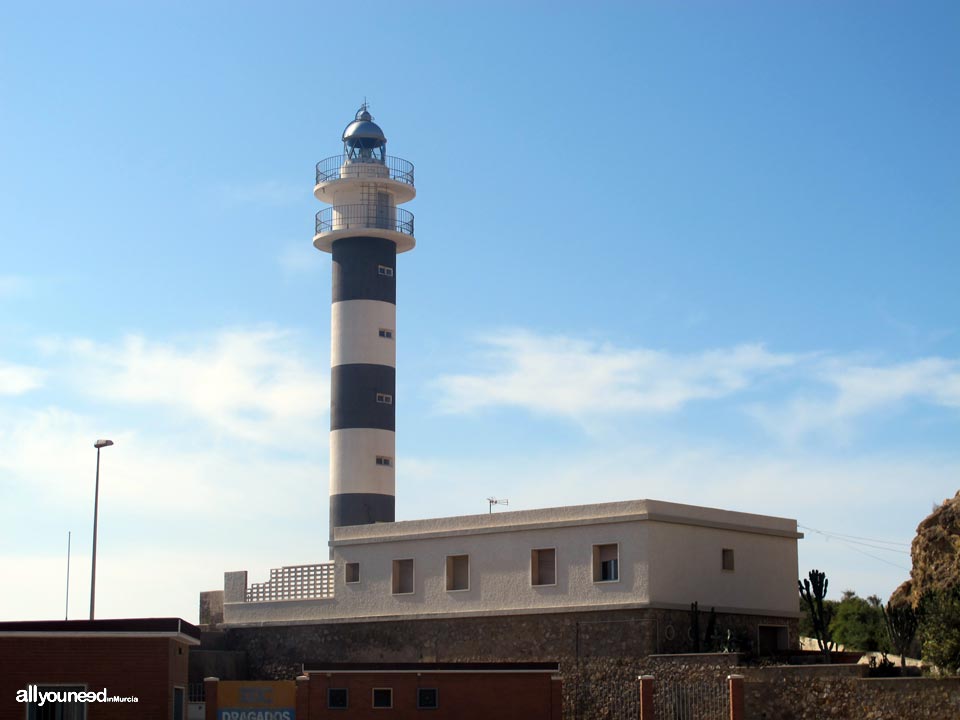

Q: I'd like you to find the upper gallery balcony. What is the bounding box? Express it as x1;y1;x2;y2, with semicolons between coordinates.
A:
314;155;416;205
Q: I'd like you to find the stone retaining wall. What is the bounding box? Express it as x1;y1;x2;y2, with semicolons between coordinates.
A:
214;607;796;679
742;670;960;720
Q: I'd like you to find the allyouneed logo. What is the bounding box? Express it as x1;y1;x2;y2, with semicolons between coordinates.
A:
16;685;139;705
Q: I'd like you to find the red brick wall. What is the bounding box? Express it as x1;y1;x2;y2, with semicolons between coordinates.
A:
0;636;190;720
303;671;558;720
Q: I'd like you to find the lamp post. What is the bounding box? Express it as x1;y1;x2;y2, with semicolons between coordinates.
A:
90;439;113;620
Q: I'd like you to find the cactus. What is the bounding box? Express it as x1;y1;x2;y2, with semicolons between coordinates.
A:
799;569;834;662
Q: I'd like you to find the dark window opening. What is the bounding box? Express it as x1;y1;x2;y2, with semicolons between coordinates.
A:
372;688;393;709
417;688;439;709
328;688;348;709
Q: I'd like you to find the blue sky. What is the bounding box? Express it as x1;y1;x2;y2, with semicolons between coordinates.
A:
1;1;957;621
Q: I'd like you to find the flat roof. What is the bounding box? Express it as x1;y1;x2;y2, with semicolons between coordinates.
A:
331;498;801;546
0;617;202;644
303;662;560;674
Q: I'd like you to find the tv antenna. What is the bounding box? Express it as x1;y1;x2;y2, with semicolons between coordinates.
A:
487;497;509;514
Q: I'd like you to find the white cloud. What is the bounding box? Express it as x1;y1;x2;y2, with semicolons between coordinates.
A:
751;357;960;442
434;331;794;418
0;362;44;395
828;358;960;413
51;329;328;448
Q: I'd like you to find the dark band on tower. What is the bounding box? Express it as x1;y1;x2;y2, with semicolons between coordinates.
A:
313;105;416;538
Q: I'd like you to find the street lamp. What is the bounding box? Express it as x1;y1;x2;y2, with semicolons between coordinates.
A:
90;439;113;620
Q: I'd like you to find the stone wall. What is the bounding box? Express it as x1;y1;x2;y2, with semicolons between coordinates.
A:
742;669;960;720
638;656;960;720
214;607;796;679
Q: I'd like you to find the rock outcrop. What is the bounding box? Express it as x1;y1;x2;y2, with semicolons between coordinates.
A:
890;491;960;607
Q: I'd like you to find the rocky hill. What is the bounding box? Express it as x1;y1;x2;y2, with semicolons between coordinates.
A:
890;490;960;607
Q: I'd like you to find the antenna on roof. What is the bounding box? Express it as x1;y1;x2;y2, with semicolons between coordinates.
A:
487;497;509;514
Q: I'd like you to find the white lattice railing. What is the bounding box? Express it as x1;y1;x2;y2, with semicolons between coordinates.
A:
245;562;334;602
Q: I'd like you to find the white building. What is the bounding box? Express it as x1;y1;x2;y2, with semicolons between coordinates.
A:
222;499;800;632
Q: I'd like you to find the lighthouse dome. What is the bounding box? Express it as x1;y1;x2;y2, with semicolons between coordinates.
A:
342;106;386;149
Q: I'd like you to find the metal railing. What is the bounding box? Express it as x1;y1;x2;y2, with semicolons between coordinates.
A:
315;204;414;237
245;562;335;602
315;155;415;186
654;678;728;720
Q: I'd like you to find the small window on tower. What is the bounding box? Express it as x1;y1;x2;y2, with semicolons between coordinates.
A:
378;328;394;339
378;265;394;277
345;562;360;584
376;393;393;404
376;456;393;467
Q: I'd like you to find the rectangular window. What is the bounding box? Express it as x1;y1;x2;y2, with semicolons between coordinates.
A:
26;685;87;720
593;543;619;582
173;687;184;720
722;548;735;571
328;688;348;709
531;548;557;586
378;264;394;277
376;393;393;405
345;562;360;584
445;554;469;591
417;688;439;709
376;456;393;467
372;688;393;709
392;558;414;595
378;328;394;339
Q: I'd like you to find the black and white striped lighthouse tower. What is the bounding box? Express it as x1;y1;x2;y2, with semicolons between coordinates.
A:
313;105;415;537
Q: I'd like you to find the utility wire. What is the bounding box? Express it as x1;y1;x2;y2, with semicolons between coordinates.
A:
799;524;912;571
831;538;911;572
799;524;911;553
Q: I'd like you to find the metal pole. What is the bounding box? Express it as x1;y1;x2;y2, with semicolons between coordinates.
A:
65;531;71;620
90;447;100;620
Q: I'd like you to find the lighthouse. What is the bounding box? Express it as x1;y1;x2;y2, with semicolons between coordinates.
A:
314;105;415;537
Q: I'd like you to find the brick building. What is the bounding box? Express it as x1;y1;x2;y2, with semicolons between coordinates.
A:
288;663;561;720
0;617;200;720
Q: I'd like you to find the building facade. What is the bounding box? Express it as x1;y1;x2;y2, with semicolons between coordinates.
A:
0;618;200;720
220;499;800;636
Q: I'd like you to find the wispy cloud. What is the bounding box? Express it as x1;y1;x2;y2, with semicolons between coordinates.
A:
751;357;960;442
46;329;328;447
0;362;44;395
434;330;795;418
